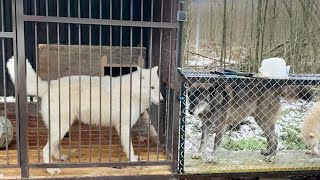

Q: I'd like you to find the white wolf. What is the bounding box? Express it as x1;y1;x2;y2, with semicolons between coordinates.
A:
6;57;164;175
300;102;320;156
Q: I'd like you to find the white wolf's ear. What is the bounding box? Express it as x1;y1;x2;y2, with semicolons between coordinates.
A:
152;66;159;72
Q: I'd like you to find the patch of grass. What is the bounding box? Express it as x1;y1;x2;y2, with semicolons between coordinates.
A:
282;125;305;150
222;136;266;151
281;108;292;116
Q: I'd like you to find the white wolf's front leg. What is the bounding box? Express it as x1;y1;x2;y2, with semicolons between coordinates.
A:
43;137;62;175
43;116;70;175
119;125;138;161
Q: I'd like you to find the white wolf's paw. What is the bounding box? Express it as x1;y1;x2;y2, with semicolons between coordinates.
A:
191;152;202;159
260;149;269;156
306;150;320;156
305;150;312;155
130;156;143;170
53;153;69;161
60;154;69;161
133;165;144;170
264;155;276;162
46;168;62;175
130;155;139;161
205;157;217;164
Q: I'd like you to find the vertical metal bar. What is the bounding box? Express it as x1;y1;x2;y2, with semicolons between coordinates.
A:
118;0;123;162
2;38;8;165
11;1;21;166
0;0;2;30
0;0;3;32
1;0;8;165
67;0;72;163
128;0;133;162
137;0;144;161
45;0;52;164
147;0;155;161
108;0;113;162
15;0;29;176
166;0;174;162
12;0;19;167
176;3;184;69
33;0;40;163
157;0;164;161
89;0;92;163
168;0;174;162
57;0;62;162
98;0;102;162
147;31;152;161
78;0;82;163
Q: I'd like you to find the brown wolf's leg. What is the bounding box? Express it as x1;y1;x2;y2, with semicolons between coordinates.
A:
254;97;280;161
254;114;279;162
206;123;227;163
192;120;212;159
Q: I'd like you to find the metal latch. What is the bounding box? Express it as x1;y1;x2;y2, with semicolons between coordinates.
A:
177;11;187;22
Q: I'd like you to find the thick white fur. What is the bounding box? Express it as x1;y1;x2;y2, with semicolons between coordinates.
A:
300;102;320;156
6;57;164;175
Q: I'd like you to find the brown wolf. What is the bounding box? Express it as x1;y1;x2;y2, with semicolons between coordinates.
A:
187;82;313;162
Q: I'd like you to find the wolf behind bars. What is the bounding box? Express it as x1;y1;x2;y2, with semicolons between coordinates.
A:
187;81;313;163
7;57;164;175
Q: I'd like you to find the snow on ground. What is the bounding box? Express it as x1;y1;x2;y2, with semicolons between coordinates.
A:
185;99;314;154
186;55;239;68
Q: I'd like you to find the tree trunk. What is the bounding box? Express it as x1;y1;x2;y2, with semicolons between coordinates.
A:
255;0;263;70
220;0;227;69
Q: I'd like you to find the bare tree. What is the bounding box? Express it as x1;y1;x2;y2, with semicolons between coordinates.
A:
228;0;235;65
220;0;227;69
260;0;269;63
255;0;263;69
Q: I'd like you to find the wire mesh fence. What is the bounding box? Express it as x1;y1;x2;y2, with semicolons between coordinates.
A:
179;69;320;174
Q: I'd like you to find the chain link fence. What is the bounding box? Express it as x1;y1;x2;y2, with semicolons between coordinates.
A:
178;69;320;174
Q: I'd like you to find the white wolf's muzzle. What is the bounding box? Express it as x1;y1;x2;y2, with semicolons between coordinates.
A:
152;93;164;105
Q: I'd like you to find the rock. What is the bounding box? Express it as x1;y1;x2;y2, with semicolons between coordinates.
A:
0;116;13;149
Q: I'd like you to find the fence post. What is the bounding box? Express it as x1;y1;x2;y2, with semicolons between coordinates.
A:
178;84;186;174
14;0;29;178
172;0;186;175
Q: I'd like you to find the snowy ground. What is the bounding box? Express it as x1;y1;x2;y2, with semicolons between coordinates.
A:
186;54;239;70
184;99;315;154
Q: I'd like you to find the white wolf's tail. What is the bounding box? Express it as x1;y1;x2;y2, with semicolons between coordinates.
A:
6;56;48;96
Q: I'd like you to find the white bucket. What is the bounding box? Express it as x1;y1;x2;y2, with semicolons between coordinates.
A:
259;57;290;79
